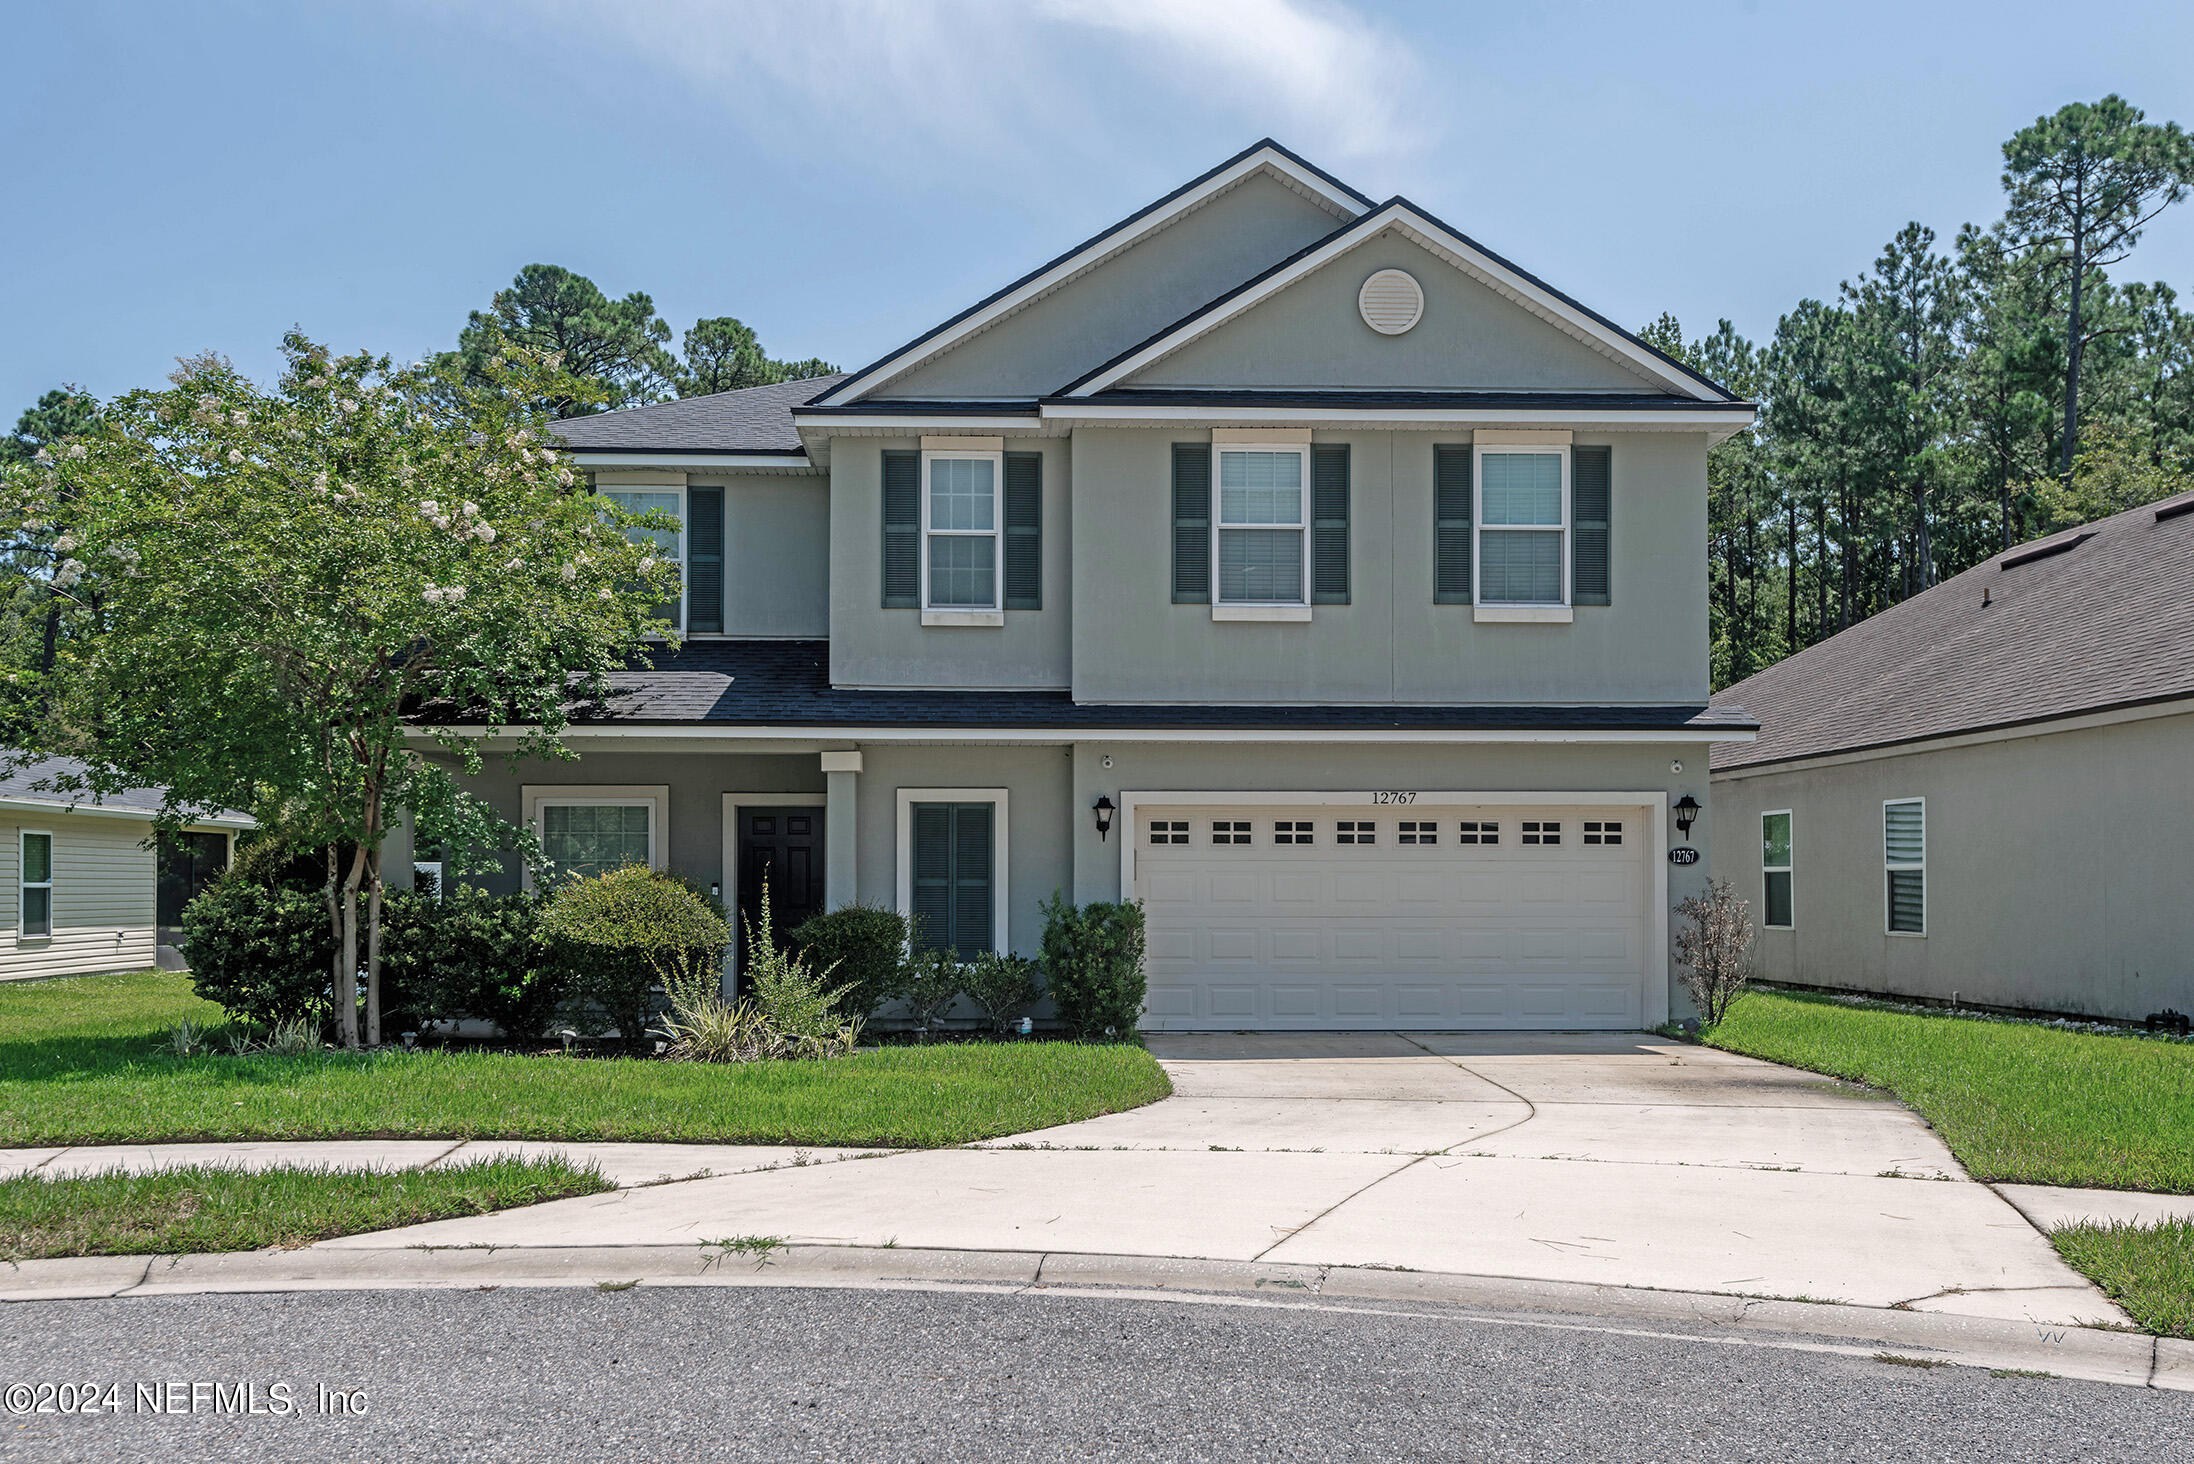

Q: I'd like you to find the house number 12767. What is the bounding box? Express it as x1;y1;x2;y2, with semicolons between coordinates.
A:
1370;791;1418;804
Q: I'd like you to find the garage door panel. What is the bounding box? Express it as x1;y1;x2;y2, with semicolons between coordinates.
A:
1137;802;1652;1031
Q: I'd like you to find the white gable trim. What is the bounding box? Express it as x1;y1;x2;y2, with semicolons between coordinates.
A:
811;145;1369;408
1065;201;1731;403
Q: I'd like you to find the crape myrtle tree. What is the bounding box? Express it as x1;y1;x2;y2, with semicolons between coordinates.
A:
0;333;680;1047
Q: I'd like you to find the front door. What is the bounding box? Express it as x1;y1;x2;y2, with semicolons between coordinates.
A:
735;806;825;982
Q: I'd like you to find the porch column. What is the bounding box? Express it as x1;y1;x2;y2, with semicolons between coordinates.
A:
821;750;862;911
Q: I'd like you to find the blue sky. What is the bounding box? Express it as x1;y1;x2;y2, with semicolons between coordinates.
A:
6;0;2192;413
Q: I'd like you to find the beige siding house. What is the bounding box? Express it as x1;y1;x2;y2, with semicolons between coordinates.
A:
0;757;253;981
1712;492;2194;1021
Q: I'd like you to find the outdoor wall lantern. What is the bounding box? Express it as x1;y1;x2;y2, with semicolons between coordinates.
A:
1093;795;1116;841
1672;794;1701;842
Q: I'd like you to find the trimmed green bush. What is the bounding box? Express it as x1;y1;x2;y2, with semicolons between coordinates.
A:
963;951;1041;1032
379;889;565;1041
789;903;911;1019
539;866;730;1051
181;878;337;1030
899;947;964;1040
1039;895;1147;1039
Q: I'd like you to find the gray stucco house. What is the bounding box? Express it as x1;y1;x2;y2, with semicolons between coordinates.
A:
1712;491;2194;1021
419;140;1759;1030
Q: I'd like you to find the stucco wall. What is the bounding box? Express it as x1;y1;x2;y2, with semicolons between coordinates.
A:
0;812;161;980
703;472;830;638
1711;710;2194;1020
1067;428;1711;704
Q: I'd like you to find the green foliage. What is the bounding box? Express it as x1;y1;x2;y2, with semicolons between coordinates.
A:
676;318;835;398
962;951;1041;1032
2;387;99;466
540;866;729;1051
378;889;565;1041
1038;894;1148;1039
789;903;911;1019
180;878;336;1030
737;887;859;1056
438;264;676;417
2050;1219;2194;1338
898;946;965;1040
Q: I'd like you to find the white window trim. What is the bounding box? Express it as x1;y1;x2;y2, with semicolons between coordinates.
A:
1761;808;1794;929
920;449;1004;617
1883;797;1925;938
1473;442;1572;623
19;829;52;940
893;787;1010;954
520;784;669;892
1212;441;1312;616
601;484;688;636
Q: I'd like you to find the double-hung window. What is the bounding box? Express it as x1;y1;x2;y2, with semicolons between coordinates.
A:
1475;445;1569;611
1884;799;1925;935
923;451;1002;616
603;488;686;633
1215;444;1309;609
19;831;51;938
1761;811;1794;929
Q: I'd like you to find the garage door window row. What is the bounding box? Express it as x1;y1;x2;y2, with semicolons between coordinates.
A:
1143;817;1636;849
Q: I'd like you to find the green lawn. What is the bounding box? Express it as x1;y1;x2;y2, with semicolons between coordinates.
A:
1707;990;2194;1192
0;970;1173;1149
0;1156;611;1261
2051;1219;2194;1339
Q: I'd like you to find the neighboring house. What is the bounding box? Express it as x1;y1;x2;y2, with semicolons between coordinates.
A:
1711;492;2194;1021
417;140;1758;1030
0;755;254;980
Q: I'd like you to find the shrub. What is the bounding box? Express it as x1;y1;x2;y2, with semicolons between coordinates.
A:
379;888;565;1041
962;951;1041;1033
1673;877;1756;1027
740;887;861;1057
788;904;910;1019
899;947;965;1040
1039;894;1147;1039
182;877;338;1031
539;866;730;1052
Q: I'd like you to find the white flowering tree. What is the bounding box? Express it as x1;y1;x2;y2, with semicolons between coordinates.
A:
0;333;679;1046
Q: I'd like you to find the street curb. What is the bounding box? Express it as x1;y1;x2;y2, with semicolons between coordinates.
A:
5;1243;2184;1389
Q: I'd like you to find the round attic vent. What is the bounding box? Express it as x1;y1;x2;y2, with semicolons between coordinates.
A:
1358;268;1424;335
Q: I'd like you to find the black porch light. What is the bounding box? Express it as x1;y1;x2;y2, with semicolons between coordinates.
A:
1093;795;1116;841
1672;794;1701;842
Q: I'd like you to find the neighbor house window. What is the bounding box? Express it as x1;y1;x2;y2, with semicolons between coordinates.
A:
539;802;654;882
1215;446;1309;605
1884;799;1925;935
923;451;1001;610
603;488;686;632
19;831;51;938
1762;811;1793;929
1475;447;1568;605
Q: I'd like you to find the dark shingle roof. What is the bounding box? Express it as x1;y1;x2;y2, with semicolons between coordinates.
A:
0;753;248;822
549;376;846;456
498;640;1753;734
1712;491;2194;772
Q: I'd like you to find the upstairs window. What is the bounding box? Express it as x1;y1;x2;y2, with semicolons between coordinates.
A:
1762;811;1794;929
602;489;685;633
1215;446;1309;605
1884;799;1925;935
1476;447;1568;606
923;451;1001;610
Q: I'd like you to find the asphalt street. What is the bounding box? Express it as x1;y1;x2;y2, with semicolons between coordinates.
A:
3;1284;2188;1462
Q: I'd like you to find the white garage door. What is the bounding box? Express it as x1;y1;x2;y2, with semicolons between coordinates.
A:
1136;803;1652;1031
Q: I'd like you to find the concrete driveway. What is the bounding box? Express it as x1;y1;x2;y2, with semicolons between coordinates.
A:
329;1032;2125;1326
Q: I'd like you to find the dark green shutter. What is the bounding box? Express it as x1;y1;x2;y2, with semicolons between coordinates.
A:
686;485;724;633
1004;451;1042;610
1434;444;1473;603
1311;443;1350;604
910;802;994;957
1171;443;1211;604
1572;445;1611;606
881;449;920;608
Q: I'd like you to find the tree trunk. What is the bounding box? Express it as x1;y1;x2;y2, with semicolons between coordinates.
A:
1785;498;1799;657
1913;483;1933;591
2062;224;2085;478
337;844;368;1049
365;849;383;1049
326;848;354;1048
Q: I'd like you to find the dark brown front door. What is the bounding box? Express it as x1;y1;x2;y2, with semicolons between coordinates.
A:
736;806;825;981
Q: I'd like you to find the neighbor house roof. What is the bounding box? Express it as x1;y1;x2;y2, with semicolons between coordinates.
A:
419;640;1756;738
550;375;845;456
1711;491;2194;772
0;753;254;826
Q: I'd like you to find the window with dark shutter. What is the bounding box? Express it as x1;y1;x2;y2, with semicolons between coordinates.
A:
686;485;724;633
881;449;920;608
1572;445;1611;606
1171;443;1211;603
1434;444;1472;603
910;802;994;956
1004;451;1042;610
1312;443;1350;604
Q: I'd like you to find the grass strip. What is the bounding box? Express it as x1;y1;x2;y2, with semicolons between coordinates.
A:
2050;1219;2194;1339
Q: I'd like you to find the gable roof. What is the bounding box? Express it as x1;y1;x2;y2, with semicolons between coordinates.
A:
808;140;1371;407
1062;198;1738;402
1711;491;2194;772
549;375;844;457
0;752;253;825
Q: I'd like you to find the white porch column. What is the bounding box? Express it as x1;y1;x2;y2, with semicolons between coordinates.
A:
821;750;862;911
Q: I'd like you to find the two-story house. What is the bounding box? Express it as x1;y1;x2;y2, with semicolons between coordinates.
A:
429;141;1758;1031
